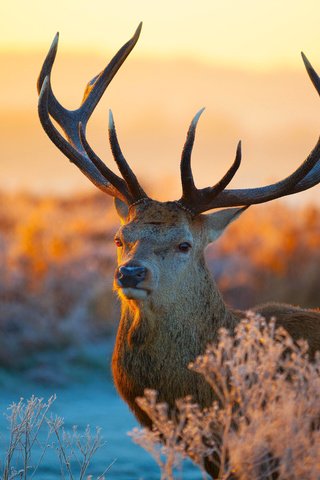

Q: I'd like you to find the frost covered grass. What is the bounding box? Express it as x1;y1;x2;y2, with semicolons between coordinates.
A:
1;316;320;479
1;191;319;369
0;396;113;480
131;314;320;480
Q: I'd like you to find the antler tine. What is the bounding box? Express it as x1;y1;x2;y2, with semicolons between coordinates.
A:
177;55;320;214
180;108;205;199
37;23;142;151
38;76;128;200
78;122;131;201
37;32;59;94
178;129;320;214
179;109;241;213
38;24;144;204
179;136;320;211
209;141;242;196
108;110;147;200
301;52;320;96
213;138;320;208
80;22;142;124
37;32;71;133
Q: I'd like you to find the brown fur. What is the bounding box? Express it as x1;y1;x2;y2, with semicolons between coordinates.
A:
38;30;320;477
111;200;320;439
251;303;320;357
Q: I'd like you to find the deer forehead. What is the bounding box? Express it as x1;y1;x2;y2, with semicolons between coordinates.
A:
119;200;202;245
120;223;194;246
130;200;191;223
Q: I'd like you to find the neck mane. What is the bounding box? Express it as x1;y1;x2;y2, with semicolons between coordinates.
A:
118;263;239;351
112;258;242;424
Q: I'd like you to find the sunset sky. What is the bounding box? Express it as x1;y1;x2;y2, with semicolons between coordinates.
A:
3;0;320;68
0;0;320;68
1;1;320;204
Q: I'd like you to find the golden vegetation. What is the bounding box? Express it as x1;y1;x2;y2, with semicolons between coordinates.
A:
206;202;320;309
0;191;319;367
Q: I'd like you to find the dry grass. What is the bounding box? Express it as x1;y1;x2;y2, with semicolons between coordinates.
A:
130;313;320;479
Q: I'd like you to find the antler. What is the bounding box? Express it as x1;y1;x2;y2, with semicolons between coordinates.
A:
301;52;320;96
37;23;147;205
38;29;320;214
178;54;320;215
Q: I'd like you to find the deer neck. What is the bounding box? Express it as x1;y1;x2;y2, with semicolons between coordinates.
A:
112;262;239;417
117;264;238;351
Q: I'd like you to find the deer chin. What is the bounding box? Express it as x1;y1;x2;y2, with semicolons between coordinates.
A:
119;287;149;301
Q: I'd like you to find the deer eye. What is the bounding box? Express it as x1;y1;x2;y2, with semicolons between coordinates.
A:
114;237;123;247
178;242;192;253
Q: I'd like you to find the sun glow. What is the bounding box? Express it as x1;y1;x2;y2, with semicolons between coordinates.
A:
2;0;320;68
1;1;320;199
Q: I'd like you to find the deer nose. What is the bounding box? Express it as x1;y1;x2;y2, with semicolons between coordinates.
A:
117;265;147;288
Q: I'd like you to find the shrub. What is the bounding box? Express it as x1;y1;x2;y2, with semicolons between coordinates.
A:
130;313;320;479
0;396;111;480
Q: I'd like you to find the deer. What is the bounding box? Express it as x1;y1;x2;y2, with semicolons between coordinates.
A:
37;23;320;478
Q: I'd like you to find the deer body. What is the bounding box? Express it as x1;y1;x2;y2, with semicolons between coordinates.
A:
111;200;320;430
37;24;320;478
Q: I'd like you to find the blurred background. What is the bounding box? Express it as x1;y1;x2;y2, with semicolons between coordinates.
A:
2;0;320;197
0;1;320;478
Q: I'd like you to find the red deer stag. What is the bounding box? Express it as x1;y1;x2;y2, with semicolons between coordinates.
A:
38;24;320;478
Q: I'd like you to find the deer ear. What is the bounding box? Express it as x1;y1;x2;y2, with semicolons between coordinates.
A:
114;198;129;223
205;206;248;243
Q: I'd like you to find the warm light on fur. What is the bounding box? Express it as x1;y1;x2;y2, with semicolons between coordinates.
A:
111;200;320;479
37;26;320;478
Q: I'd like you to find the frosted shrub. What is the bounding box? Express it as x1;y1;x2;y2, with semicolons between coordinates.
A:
1;396;56;480
131;313;320;479
0;396;111;480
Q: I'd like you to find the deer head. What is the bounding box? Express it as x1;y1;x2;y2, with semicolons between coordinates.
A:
37;24;320;313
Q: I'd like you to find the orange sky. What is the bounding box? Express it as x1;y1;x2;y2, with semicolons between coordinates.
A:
1;1;319;205
2;1;320;69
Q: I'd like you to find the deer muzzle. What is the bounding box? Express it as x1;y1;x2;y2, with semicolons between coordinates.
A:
116;265;147;289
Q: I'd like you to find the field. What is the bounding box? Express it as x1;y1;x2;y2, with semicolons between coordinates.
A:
1;190;319;369
1;190;320;478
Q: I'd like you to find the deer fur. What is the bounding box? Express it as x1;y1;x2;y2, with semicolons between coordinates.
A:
111;199;320;431
37;25;320;478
